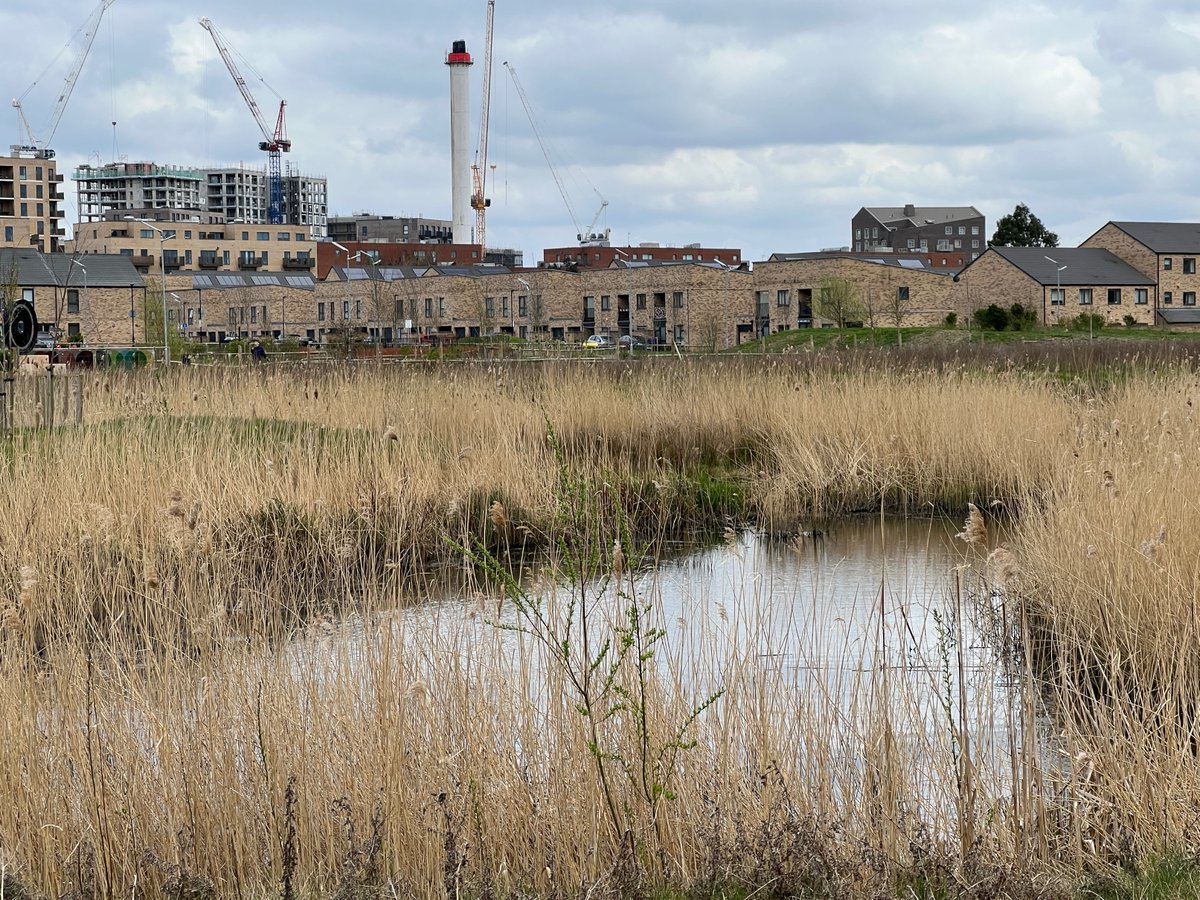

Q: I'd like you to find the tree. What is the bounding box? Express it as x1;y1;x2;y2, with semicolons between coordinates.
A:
817;276;864;328
885;284;912;345
990;203;1058;248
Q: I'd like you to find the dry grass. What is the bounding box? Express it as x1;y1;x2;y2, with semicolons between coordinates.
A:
0;358;1183;898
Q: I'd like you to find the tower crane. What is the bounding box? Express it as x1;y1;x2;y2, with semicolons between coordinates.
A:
198;16;291;225
504;61;609;246
11;0;117;159
469;0;495;248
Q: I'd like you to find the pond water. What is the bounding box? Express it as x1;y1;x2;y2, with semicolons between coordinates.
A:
297;516;1030;787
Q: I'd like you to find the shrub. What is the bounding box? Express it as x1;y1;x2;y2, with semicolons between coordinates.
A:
973;304;1010;331
943;312;957;327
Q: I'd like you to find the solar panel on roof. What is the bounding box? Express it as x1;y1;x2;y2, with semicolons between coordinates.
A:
897;259;925;269
192;275;213;288
251;275;277;285
286;276;311;288
217;275;241;286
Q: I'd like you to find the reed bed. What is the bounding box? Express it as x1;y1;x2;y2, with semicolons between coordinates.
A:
0;357;1184;897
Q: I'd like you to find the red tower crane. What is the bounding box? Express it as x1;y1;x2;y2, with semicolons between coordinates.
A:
198;16;291;225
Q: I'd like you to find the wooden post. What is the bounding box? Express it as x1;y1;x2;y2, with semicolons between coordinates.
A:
73;375;83;425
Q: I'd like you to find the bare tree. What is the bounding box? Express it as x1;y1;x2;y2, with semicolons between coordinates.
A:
885;284;913;346
817;276;864;328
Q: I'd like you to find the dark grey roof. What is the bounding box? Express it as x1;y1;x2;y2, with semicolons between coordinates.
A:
863;206;981;227
329;264;510;280
988;247;1154;286
1110;222;1200;253
192;272;316;291
765;251;953;275
1158;308;1200;325
0;249;144;288
611;259;746;272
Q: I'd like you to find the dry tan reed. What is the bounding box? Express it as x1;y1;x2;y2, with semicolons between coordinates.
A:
0;358;1168;897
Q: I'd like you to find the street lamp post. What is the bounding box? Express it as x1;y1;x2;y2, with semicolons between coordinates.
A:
1045;255;1071;335
712;257;736;351
126;216;174;364
70;258;86;342
516;276;530;341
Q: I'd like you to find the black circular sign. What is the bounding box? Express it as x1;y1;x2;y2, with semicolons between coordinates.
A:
7;301;37;353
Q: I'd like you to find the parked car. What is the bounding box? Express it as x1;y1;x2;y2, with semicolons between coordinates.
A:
582;334;611;349
618;334;646;350
34;331;56;350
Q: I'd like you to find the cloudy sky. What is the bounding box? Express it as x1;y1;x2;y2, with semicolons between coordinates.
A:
6;0;1200;264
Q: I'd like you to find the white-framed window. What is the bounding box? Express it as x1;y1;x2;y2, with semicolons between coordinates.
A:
1050;288;1065;306
1079;289;1093;305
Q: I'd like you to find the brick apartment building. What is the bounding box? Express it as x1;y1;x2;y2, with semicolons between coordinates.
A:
851;204;986;268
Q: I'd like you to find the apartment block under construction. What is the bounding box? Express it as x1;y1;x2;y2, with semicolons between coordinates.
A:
0;150;67;252
73;161;328;237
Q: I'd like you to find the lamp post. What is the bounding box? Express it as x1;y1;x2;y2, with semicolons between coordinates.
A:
70;258;86;342
712;257;736;351
516;276;530;341
126;216;174;364
1045;255;1071;335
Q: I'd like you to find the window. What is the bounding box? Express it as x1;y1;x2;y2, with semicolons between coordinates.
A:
295;233;304;241
67;289;79;314
140;229;154;239
1050;288;1065;306
356;301;361;319
1135;288;1148;305
343;300;350;320
954;239;962;249
673;324;685;343
872;227;878;238
3;227;11;242
855;228;861;239
958;226;966;235
1107;288;1122;305
971;226;979;235
19;203;27;217
256;231;269;242
1187;258;1197;274
945;226;952;235
636;293;646;310
424;298;433;317
19;185;26;199
518;295;527;316
906;239;915;249
227;307;237;325
776;289;790;307
1164;258;1173;271
898;286;910;302
972;240;979;249
184;230;192;239
1186;292;1197;307
600;295;610;311
501;295;509;317
277;232;290;241
1079;288;1093;305
673;291;684;308
486;297;495;316
18;166;26;181
241;232;249;241
67;323;80;339
439;297;445;316
1164;292;1173;305
21;289;32;302
250;306;257;324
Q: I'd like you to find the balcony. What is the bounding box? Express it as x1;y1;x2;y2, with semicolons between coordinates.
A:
282;256;314;270
238;255;264;270
163;258;185;272
131;254;154;268
198;255;223;270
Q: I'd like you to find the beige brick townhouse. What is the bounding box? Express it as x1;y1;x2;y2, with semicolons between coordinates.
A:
0;248;144;345
954;246;1155;326
754;253;964;329
1081;222;1200;327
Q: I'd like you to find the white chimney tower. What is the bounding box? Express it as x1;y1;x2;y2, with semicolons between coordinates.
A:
446;40;473;246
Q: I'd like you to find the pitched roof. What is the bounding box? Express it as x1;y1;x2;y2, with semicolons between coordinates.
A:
986;247;1153;286
862;206;982;228
192;272;316;291
1158;308;1200;325
1109;222;1200;253
0;249;144;288
765;251;953;275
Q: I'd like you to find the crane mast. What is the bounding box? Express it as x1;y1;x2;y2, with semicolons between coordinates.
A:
12;0;117;159
470;0;495;248
198;16;291;225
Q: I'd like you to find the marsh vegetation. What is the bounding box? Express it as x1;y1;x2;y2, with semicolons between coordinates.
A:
0;356;1197;898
